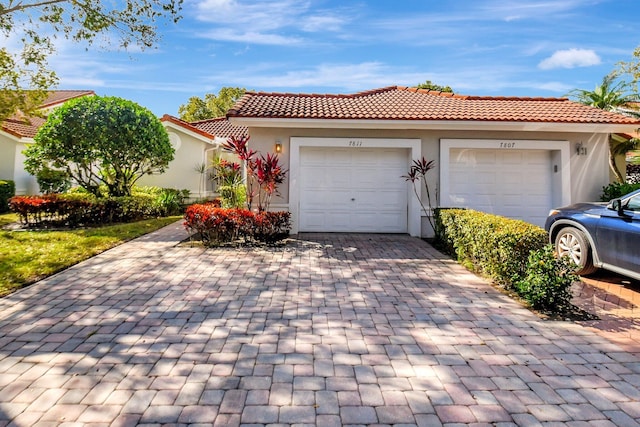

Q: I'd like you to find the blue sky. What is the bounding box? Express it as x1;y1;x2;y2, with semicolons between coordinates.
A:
49;0;640;117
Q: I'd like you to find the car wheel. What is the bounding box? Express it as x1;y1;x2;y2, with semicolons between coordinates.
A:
554;227;598;275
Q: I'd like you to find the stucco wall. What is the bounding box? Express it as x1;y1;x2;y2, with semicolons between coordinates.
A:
245;126;611;210
0;136;16;182
137;130;215;199
13;142;39;195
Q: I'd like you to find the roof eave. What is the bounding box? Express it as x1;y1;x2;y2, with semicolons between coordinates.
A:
0;128;34;142
228;117;640;133
161;115;219;144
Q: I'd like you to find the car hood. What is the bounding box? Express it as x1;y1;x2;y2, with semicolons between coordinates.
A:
554;201;608;215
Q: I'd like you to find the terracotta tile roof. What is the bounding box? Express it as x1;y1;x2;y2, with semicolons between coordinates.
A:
1;116;46;138
191;117;248;138
161;115;248;140
228;85;640;125
1;90;94;139
39;90;95;109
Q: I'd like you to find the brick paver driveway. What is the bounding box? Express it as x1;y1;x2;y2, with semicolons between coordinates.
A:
1;222;640;426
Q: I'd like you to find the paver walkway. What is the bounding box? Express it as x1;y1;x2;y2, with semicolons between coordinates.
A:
1;221;640;426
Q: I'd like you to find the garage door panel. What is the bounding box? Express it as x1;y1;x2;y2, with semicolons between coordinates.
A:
448;148;552;227
300;147;408;233
476;151;497;164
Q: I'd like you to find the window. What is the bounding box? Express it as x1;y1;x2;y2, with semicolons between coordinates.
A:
626;195;640;211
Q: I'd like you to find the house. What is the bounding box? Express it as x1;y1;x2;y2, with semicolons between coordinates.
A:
0;93;247;198
226;86;640;237
0;90;94;195
142;115;247;198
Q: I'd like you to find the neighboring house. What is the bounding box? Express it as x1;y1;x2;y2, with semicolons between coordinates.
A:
0;94;247;199
227;86;640;237
141;115;247;198
0;90;95;195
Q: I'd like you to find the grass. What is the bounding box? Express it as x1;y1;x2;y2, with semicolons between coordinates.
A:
0;214;182;297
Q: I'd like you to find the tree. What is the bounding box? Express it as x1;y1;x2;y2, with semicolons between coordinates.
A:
178;87;246;121
414;80;454;93
24;96;174;197
617;46;640;87
568;74;640;182
0;0;183;121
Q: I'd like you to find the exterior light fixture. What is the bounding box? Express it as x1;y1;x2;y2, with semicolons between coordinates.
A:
275;142;282;153
576;142;587;156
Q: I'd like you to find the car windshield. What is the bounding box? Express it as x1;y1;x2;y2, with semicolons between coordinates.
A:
626;194;640;211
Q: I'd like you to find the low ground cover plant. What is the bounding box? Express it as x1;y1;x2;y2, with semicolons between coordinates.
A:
435;208;576;313
184;204;291;246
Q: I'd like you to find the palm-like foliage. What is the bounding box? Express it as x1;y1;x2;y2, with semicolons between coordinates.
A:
569;74;640;182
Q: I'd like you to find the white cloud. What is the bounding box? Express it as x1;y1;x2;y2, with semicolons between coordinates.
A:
538;48;601;70
200;29;303;45
191;0;349;45
482;0;598;20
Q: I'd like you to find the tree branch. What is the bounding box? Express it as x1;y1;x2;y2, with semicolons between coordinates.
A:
0;0;69;16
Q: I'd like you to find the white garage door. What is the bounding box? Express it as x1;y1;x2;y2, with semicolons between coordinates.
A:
299;147;408;232
448;149;552;226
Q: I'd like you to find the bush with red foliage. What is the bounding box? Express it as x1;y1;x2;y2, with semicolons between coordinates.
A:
9;192;176;227
184;204;291;245
253;211;292;243
9;194;95;225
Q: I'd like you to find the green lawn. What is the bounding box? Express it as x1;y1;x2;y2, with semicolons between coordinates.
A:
0;214;182;297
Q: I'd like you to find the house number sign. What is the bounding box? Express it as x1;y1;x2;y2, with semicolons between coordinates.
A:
348;140;364;147
498;142;517;149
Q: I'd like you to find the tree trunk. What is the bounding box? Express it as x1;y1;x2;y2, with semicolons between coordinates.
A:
609;137;625;183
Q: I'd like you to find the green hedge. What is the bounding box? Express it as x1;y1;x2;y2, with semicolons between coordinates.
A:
600;181;640;201
0;180;15;213
434;208;548;288
9;187;189;227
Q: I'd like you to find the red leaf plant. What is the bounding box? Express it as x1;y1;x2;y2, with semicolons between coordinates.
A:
221;135;288;212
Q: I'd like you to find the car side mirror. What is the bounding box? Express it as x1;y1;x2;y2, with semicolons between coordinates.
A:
611;198;627;216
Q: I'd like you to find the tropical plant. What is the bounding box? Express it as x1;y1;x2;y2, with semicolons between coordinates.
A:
24;96;174;197
221;136;287;212
569;74;640;182
253;152;287;212
194;162;208;198
210;155;244;208
403;157;437;233
0;0;183;121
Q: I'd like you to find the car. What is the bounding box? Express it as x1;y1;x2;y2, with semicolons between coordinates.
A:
545;189;640;280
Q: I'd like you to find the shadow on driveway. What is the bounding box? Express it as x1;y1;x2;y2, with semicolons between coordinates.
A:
0;224;639;425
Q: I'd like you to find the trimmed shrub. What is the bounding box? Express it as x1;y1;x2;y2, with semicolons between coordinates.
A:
0;180;15;213
183;204;291;246
516;245;578;311
600;181;640;201
436;208;548;288
183;205;253;245
8;186;189;227
253;211;292;243
35;167;71;194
